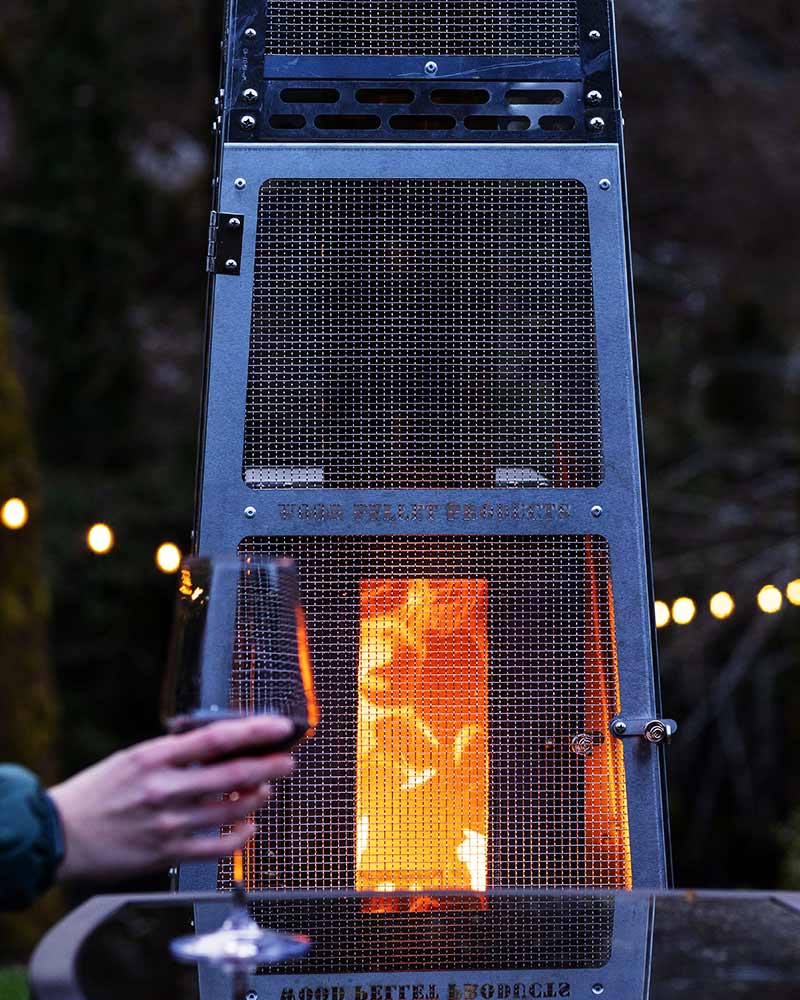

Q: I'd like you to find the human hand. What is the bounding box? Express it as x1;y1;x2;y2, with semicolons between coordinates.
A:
48;715;295;881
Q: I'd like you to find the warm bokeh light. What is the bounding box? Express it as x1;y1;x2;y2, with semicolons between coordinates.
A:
156;542;182;574
1;498;29;531
757;585;782;614
654;600;670;628
709;591;735;620
672;597;696;626
786;580;800;607
87;523;114;555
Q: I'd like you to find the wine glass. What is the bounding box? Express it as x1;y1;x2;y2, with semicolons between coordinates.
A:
162;554;318;971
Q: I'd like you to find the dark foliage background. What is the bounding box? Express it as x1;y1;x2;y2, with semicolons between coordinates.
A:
0;0;798;959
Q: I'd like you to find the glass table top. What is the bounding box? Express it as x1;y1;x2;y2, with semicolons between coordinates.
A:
29;890;800;1000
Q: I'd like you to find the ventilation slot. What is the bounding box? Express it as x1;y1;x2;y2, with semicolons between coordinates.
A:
506;89;565;105
539;115;576;131
390;115;457;131
431;89;491;105
269;114;306;129
281;87;340;103
465;115;530;131
315;114;381;130
356;88;414;104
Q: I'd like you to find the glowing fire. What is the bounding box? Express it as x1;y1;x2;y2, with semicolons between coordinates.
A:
583;539;632;888
356;579;488;892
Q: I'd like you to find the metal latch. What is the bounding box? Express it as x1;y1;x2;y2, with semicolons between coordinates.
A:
610;717;678;744
207;212;244;275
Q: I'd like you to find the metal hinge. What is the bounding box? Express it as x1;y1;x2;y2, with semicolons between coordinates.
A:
207;211;244;275
610;717;678;744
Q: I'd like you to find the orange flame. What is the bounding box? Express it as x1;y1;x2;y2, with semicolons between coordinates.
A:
583;538;632;888
356;579;488;892
296;605;320;729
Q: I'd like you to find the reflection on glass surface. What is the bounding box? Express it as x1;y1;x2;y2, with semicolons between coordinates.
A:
53;891;800;1000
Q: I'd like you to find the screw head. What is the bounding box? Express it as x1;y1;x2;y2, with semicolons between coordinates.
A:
225;258;238;271
234;177;247;190
243;88;259;103
612;720;627;737
244;506;257;519
598;178;611;191
587;89;603;104
228;216;242;229
240;115;256;130
244;27;257;40
589;116;606;131
591;504;603;518
591;986;605;996
589;29;601;40
424;61;438;75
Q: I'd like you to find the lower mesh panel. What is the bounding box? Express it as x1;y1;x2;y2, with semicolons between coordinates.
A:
245;893;615;972
219;534;630;920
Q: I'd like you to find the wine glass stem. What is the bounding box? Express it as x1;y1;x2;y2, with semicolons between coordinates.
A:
233;969;248;1000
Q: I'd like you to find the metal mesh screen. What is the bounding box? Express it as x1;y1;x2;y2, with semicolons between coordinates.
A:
243;179;602;491
264;1;580;57
244;893;615;972
219;534;631;950
228;560;311;726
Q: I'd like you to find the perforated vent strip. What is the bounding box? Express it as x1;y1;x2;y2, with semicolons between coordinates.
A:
264;0;580;57
219;534;631;944
243;179;602;490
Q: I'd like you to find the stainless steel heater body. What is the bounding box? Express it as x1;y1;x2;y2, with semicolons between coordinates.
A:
185;2;669;996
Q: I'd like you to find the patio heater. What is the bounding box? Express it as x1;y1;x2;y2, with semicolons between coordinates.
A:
184;0;673;995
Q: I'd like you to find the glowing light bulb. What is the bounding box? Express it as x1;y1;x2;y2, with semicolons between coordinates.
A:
709;591;735;620
654;600;670;628
786;580;800;607
672;597;696;625
156;543;182;574
1;498;29;530
757;585;782;614
87;523;114;555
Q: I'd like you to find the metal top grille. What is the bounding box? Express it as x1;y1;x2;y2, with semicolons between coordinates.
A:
244;179;602;490
264;1;581;58
220;533;631;960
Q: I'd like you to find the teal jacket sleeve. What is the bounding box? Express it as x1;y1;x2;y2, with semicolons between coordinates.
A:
0;765;65;910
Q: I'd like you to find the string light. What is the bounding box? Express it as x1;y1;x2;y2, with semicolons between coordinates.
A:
654;600;670;628
786;580;800;607
156;543;182;574
672;597;696;626
1;498;29;530
709;591;735;620
87;523;114;555
757;585;782;615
